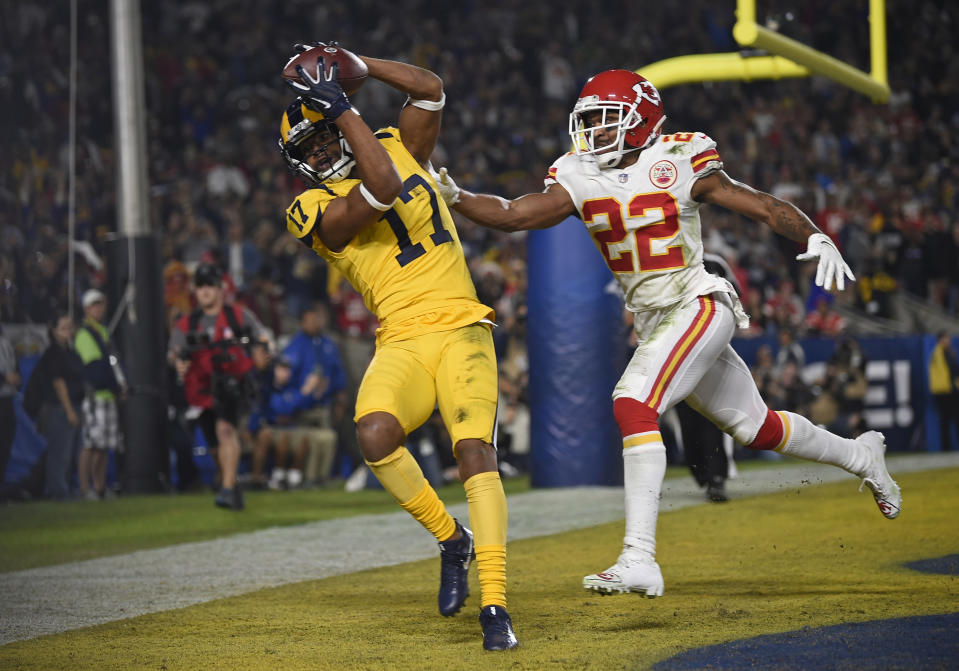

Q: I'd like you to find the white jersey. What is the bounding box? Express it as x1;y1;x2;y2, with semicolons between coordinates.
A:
545;132;746;328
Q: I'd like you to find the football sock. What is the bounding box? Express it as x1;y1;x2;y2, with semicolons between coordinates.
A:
367;447;456;541
774;411;872;475
464;471;508;609
622;438;666;559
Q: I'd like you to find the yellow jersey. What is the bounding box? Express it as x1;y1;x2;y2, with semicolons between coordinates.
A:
285;127;492;343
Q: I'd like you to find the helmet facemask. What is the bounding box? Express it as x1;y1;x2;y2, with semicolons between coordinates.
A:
279;102;355;185
569;98;663;169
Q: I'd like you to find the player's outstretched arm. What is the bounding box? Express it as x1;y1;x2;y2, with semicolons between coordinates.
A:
431;166;576;232
692;170;854;291
359;56;444;165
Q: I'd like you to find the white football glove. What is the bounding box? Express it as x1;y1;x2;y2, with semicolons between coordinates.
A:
428;163;461;206
795;232;855;292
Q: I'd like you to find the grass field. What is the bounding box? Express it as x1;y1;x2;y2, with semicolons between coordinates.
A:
2;466;957;670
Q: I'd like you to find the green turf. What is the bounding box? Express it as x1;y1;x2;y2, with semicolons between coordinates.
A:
0;477;534;572
2;467;955;670
0;462;792;572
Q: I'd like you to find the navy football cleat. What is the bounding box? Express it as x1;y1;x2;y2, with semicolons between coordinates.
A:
479;605;519;651
437;520;474;616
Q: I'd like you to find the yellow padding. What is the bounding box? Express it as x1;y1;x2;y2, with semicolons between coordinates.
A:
465;471;508;608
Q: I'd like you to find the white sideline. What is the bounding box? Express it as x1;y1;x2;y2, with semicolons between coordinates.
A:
1;453;957;645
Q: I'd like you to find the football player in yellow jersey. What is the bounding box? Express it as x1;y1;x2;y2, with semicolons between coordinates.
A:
278;45;517;651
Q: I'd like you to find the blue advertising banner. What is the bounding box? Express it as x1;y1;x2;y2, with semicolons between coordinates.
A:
732;335;933;452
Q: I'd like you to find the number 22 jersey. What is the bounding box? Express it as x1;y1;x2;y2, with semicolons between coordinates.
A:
285;127;491;344
545;131;747;327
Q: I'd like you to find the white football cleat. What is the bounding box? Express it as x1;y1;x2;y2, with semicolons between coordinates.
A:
583;553;664;598
856;431;901;519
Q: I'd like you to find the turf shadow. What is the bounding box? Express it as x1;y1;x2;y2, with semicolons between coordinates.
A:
653;612;959;670
904;554;959;576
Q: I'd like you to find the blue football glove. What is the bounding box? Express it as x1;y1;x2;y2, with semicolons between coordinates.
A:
287;57;352;120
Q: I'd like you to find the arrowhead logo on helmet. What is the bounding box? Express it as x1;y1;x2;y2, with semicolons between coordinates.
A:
569;70;667;169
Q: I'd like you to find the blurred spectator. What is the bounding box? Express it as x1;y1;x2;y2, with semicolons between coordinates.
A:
762;279;804;333
809;340;868;438
928;331;959;451
249;355;312;490
774;329;805;373
0;325;21;483
168;263;269;510
765;361;813;417
30;313;85;500
282;304;346;486
166;360;201;492
751;343;777;399
496;302;530;474
676;400;730;503
75;289;126;500
163;259;193;320
804;297;847;337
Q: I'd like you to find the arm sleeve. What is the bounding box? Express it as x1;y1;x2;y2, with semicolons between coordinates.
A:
682;133;723;203
241;307;269;342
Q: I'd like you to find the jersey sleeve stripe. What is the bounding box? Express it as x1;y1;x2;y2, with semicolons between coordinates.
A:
691;150;721;173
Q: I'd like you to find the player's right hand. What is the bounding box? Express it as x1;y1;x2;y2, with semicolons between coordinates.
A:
429;164;461;206
287;58;352;120
796;232;855;292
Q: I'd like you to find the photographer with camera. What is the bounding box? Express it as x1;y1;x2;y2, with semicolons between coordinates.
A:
168;263;270;511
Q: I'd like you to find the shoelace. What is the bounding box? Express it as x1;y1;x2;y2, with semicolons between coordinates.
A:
440;537;471;577
480;610;511;634
859;477;883;496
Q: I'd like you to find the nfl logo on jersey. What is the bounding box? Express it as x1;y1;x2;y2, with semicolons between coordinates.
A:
618;173;629;183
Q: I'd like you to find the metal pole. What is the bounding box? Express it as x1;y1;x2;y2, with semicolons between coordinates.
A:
67;0;77;318
109;0;168;493
110;0;150;239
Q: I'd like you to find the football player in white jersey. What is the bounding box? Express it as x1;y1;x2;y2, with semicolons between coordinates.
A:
429;69;901;598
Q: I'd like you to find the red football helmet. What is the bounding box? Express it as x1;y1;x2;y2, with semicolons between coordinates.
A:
568;69;666;168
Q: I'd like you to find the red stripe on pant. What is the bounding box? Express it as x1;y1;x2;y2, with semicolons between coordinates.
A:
645;296;715;412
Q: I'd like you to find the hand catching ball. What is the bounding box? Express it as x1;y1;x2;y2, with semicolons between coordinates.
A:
282;44;368;95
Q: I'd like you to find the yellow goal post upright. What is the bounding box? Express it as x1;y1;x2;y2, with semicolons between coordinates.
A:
637;0;890;103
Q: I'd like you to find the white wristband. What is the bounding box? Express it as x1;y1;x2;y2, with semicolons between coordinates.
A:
358;183;393;211
406;91;446;111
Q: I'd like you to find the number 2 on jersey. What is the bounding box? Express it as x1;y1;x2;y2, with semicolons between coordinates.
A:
381;174;453;267
583;192;685;273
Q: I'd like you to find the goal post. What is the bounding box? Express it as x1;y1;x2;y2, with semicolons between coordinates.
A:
640;0;890;102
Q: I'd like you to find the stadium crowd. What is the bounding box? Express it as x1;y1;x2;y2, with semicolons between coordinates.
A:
2;0;957;495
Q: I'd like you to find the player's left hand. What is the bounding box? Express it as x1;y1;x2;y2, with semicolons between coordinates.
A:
428;163;461;206
796;232;855;291
287;58;352;120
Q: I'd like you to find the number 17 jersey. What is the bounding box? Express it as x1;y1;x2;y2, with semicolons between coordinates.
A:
285;127;491;344
546;132;738;316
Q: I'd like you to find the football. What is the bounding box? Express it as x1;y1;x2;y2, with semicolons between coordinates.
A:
282;44;368;95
